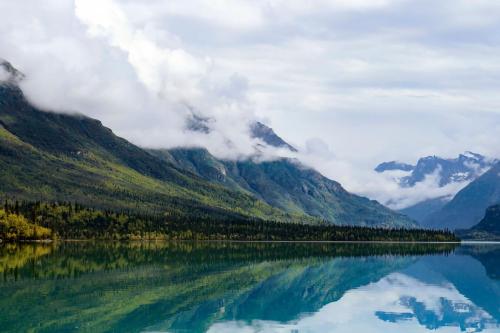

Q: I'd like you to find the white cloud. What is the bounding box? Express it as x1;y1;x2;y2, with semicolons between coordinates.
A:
75;0;209;101
0;0;272;160
373;170;471;210
2;0;500;201
0;66;9;82
295;152;477;210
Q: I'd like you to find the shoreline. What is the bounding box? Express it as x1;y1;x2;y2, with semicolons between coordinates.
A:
1;239;472;244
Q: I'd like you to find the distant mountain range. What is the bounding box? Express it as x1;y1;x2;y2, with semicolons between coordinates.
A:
0;60;414;228
375;152;497;225
376;152;495;188
424;162;500;230
376;152;500;235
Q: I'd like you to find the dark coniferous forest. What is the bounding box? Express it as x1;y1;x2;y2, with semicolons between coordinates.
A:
0;200;458;242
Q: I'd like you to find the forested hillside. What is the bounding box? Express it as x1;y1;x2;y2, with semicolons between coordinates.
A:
0;74;415;228
0;83;311;224
151;148;416;227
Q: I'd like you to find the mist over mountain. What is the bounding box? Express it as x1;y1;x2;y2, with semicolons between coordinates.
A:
4;0;500;215
376;152;495;188
0;60;24;83
0;65;415;228
4;1;500;331
375;152;497;223
185;111;297;154
250;122;298;152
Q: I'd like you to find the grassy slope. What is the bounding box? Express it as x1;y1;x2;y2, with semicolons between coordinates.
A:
0;85;312;223
0;82;413;227
151;148;417;227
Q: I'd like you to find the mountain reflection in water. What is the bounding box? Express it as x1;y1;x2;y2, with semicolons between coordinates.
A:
0;242;498;333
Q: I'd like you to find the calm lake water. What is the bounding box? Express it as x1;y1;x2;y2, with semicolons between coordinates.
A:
0;242;499;333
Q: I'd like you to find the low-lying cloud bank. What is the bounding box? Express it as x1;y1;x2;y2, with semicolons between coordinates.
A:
297;151;465;210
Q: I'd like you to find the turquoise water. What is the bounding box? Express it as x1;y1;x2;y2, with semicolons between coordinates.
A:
0;242;499;332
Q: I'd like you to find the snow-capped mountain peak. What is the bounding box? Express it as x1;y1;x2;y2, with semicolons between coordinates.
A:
374;152;498;223
376;152;497;188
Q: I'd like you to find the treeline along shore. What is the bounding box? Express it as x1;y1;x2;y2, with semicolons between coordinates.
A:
0;200;459;242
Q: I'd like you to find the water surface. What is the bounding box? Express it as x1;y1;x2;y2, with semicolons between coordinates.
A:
0;242;499;332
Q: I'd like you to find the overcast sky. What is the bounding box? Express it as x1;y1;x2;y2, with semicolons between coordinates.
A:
1;0;500;207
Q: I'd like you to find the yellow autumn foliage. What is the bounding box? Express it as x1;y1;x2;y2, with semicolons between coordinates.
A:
0;209;53;241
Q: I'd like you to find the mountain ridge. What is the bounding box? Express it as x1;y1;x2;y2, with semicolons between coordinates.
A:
0;82;307;223
150;147;416;227
376;152;496;224
458;203;500;240
376;152;495;188
0;64;415;228
423;161;500;230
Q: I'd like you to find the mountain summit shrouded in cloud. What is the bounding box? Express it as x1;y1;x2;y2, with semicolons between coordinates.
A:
186;112;298;152
0;0;278;161
2;0;500;205
0;60;24;85
0;68;416;228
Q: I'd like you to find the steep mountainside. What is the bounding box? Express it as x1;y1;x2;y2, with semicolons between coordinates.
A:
399;197;448;224
400;198;449;225
423;162;500;230
0;83;305;223
458;204;500;240
150;148;416;227
0;60;414;228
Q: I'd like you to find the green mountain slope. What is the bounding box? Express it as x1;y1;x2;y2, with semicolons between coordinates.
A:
423;162;500;230
0;83;308;223
0;65;414;228
150;148;417;227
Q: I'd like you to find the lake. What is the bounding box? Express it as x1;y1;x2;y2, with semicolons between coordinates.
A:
0;242;499;332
